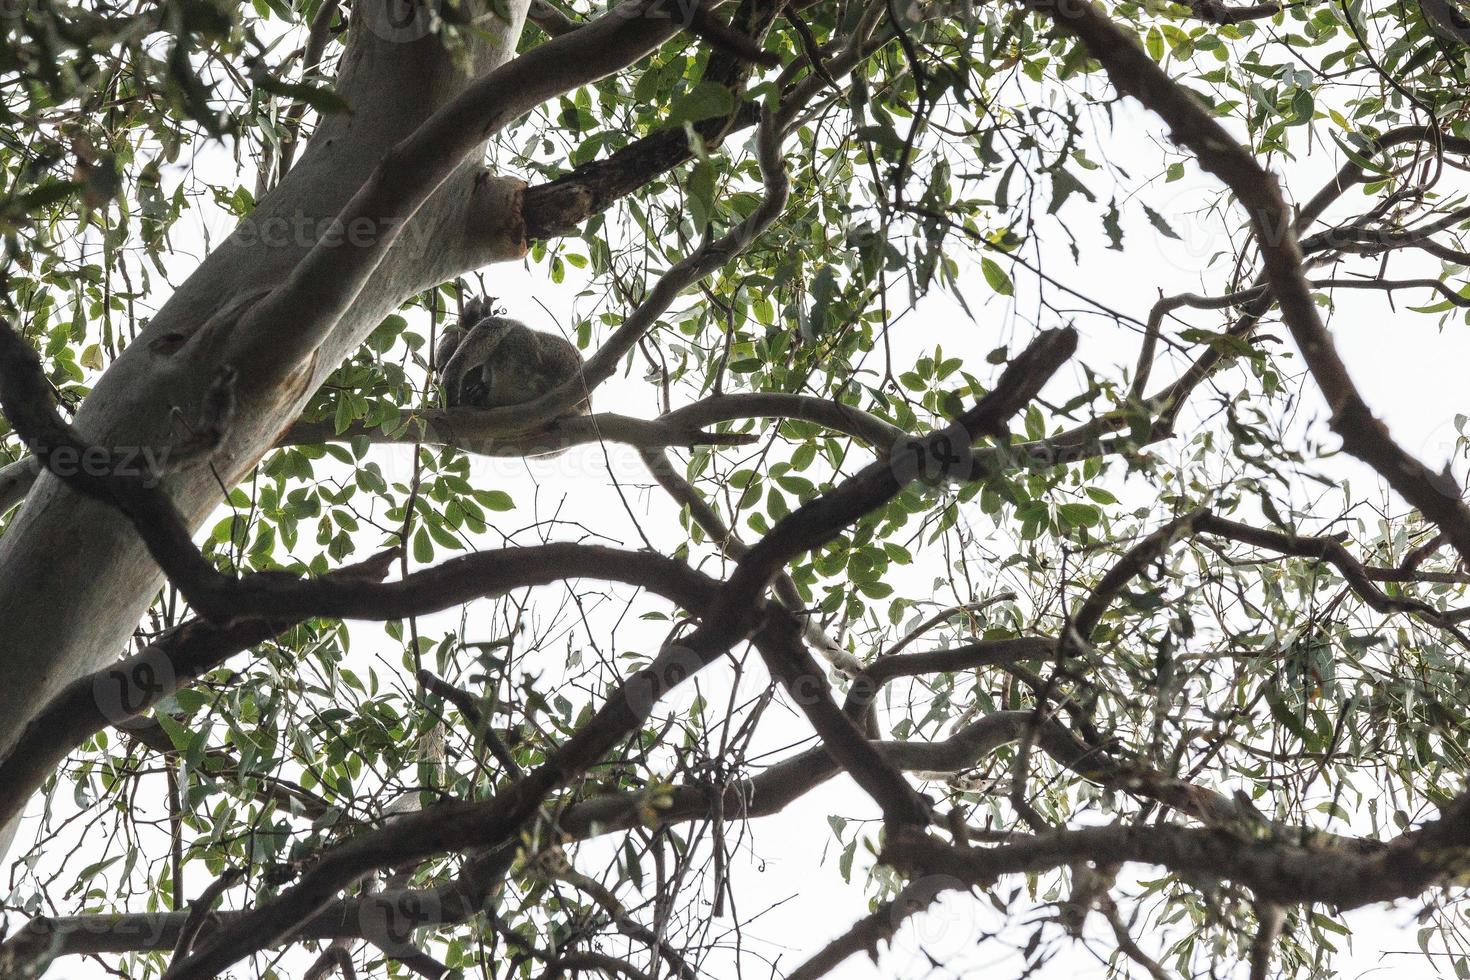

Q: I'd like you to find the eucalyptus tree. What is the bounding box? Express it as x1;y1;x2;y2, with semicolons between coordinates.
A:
2;0;1470;976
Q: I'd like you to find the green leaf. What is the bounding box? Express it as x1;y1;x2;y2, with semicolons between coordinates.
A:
255;77;351;115
687;159;716;230
1142;202;1183;240
667;82;734;127
1058;502;1101;527
479;490;515;512
1146;26;1165;62
981;257;1014;296
1265;689;1312;743
156;712;198;753
1102;198;1124;251
1048;169;1096;214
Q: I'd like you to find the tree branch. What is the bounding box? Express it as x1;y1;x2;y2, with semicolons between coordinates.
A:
281;408;757;455
465;109;792;431
154;327;1075;977
640;446;865;674
6;703;1361;967
1027;0;1470;568
0;544;719;831
234;0;695;381
1178;0;1282;24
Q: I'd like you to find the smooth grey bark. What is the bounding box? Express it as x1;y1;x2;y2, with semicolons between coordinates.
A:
0;3;530;762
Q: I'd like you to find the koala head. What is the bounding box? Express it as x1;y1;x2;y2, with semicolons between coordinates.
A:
458;297;502;329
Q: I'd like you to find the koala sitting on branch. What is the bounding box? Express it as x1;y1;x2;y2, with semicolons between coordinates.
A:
434;298;589;416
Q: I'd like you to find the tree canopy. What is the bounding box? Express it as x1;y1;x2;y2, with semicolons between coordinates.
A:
2;0;1470;976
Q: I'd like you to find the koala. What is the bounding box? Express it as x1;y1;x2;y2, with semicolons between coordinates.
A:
434;299;589;414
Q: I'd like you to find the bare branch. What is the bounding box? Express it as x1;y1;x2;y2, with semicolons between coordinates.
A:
275;0;344;179
7;705;1359;967
1178;0;1282;23
1249;904;1285;980
661;392;907;449
881;807;1441;915
1101;896;1175;980
280;408;757;455
1070;509;1208;648
169;868;244;964
877;594;1019;660
751;615;932;827
0;545;719;831
416;668;524;777
784;896;921;980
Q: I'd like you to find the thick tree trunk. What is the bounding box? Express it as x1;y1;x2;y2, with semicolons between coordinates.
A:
0;1;531;761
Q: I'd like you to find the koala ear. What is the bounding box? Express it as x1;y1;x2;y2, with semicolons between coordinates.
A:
459;297;491;328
